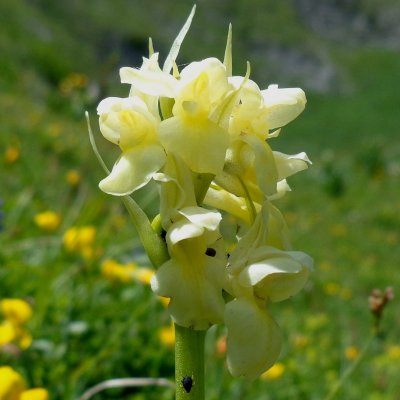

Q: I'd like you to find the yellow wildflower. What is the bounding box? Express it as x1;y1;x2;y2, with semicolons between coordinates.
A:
20;388;49;400
17;330;33;349
324;282;340;296
63;226;96;260
339;287;352;300
47;123;61;137
261;362;285;380
293;334;309;348
0;321;16;346
59;72;88;95
345;346;359;361
1;299;32;325
330;223;348;237
0;322;32;349
34;211;61;231
0;299;33;349
69;72;88;88
387;345;400;360
320;261;333;271
5;146;20;164
0;366;26;400
133;267;154;285
0;367;48;400
159;324;175;347
66;170;81;186
101;259;136;283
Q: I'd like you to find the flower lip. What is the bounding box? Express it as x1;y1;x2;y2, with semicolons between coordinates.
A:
262;85;307;129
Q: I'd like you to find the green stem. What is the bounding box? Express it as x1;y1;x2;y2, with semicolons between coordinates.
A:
324;331;375;400
175;324;206;400
121;197;169;268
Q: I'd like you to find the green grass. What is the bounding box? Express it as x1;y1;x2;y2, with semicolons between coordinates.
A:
1;1;400;399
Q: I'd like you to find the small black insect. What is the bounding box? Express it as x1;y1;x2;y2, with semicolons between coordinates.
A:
205;247;216;257
181;375;193;393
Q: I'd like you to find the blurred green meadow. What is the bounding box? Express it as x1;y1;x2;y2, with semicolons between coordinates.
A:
1;0;400;399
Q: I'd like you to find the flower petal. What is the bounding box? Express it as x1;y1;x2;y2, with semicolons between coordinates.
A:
179;207;222;232
99;144;166;196
159;116;229;174
120;67;177;97
151;250;226;329
154;154;197;229
168;218;205;245
262;85;306;129
274;151;311;181
97;96;159;148
225;298;282;378
204;185;251;224
238;247;313;302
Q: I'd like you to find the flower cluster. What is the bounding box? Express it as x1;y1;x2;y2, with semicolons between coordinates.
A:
96;21;312;378
0;299;33;350
63;226;97;260
101;259;154;285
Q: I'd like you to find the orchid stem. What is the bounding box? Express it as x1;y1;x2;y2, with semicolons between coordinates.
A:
175;324;206;400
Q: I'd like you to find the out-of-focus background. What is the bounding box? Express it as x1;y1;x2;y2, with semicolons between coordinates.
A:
1;0;399;399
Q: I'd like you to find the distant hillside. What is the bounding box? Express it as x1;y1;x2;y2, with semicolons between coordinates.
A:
1;0;399;99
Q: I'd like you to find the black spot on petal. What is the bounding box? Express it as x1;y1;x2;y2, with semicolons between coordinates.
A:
205;248;216;257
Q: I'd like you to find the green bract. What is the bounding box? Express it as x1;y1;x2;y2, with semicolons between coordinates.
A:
96;9;313;379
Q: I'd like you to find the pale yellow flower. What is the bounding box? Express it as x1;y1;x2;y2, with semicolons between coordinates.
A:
34;211;61;231
228;79;306;139
262;85;306;130
224;201;312;378
122;57;236;175
98;87;165;196
159;58;234;175
151;207;227;330
94;9;312;381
